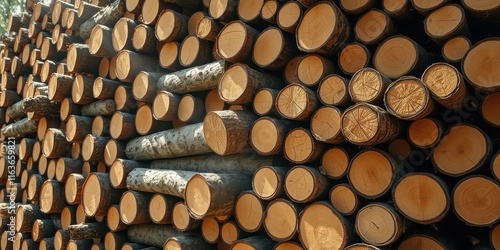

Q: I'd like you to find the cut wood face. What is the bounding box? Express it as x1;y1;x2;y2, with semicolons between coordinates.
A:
433;125;489;176
159;42;179;69
356;203;402;246
263;199;297;240
412;0;446;9
453;176;500;226
463;39;500;90
135;105;154;135
341;104;379;143
398;235;446;250
310;106;343;143
120;191;139;224
318;74;348;106
82;174;102;216
276;84;310;120
492;153;500;181
393;173;449;224
355;9;388;44
329;184;357;215
425;5;463;38
285;166;316;202
321;147;349;179
275;242;303;250
250;118;279;154
297;54;331;86
39;181;54;213
253;89;274;116
296;2;336;51
339;43;369;75
374;36;417;79
189;12;206;35
385;77;430;119
340;0;371;11
185;175;211;217
221;221;239;244
348;149;395;198
284;56;301;84
442;36;470;61
253;28;283;68
235;192;263;232
409;118;440;147
462;0;499;11
196;17;214;39
112;18;132;51
172;202;192;231
219;65;248;103
261;0;279;21
238;0;264;21
284;128;315;163
299;202;347;249
205;88;225;112
201;217;220;243
64;174;79;204
203;112;228;155
156;11;178;41
209;0;230;19
132;25;148;51
217;22;246;60
421;63;459;98
142;0;161;24
106;205;121;230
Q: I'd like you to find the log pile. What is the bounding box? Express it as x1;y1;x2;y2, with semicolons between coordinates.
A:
0;0;499;249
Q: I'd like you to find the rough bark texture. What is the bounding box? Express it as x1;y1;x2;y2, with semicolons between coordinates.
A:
33;219;56;241
93;77;122;99
82;135;108;162
68;44;101;74
157;60;227;94
16;204;48;233
6;99;27;120
81;99;116;117
40;180;66;213
68;222;108;240
23;95;60;117
48;73;74;102
82;173;125;217
110;159;148;189
126;168;196;198
125;122;212;160
120;190;153;225
1;118;38;137
127;224;186;247
79;0;126;40
165;236;214;250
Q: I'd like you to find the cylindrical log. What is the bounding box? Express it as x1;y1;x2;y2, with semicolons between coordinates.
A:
253;27;297;70
408;117;443;148
141;0;180;25
285;165;330;203
69;222;108;240
81;99;116;117
208;0;238;21
103;232;128;250
81;134;109;162
131;24;156;54
64;173;85;205
114;86;136;112
67;44;101;74
196;16;222;42
27;174;46;201
158;41;181;71
424;4;469;45
317;74;351;107
148;194;180;224
348;149;397;199
48;73;74;102
340;42;372;76
103;139;126;166
66;115;93;142
310;106;345;144
276;83;319;121
126;168;196;198
0;89;22;107
329;183;363;216
184;173;251;219
276;1;303;34
82;172;125;217
263;198;302;242
356;203;406;246
216;20;259;64
172;202;201;232
60;98;81;122
252;88;279;117
155;10;188;42
126;224;187;248
201;217;220;244
79;0;127;40
116;50;160;83
250;117;289;155
89;25;117;58
112;17;137;52
93;78;121;102
349;68;391;105
297;54;336;87
32;219;56;242
176;94;205;124
234;190;267;233
107;205;127;232
433;124;491;176
78;2;103;20
54;229;70;250
55;158;82;182
482;92;500;128
108;159;147;189
42;128;70;158
40;180;66;213
135;104;172;135
252;166;288;201
125;122;212;160
179;35;213;67
284;128;325;164
421;63;468;109
164;236;214;250
109;111;136;140
40;60;58;83
16;204;49;233
119;190;153;225
442;35;471;66
341;103;400;145
61;206;77;230
99;58;109;78
41;37;65;61
355;9;395;46
384;76;435;120
411;0;450;14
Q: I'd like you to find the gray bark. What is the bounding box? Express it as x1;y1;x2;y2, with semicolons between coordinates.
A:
81;99;116;117
1;118;38;137
126;168;196;198
127;224;187;247
79;0;126;40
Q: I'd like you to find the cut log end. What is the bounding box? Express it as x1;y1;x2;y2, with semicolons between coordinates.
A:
355;203;405;246
408;118;442;148
320;147;349;179
374;36;421;79
481;92;500;127
421;63;466;109
250;117;284;155
264;199;298;241
311;106;344;144
329;184;358;216
234;191;264;232
385;77;434;120
443;35;470;63
339;43;370;75
184;174;211;218
284;128;323;164
276;83;318;121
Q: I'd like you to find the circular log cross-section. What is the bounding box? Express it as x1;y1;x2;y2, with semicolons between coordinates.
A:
120;190;152;225
219;63;283;105
104;139;126;166
89;24;116;58
209;0;238;22
252;166;287;201
153;91;181;121
64;173;84;205
408;117;443;148
40;180;66;213
338;42;371;76
172;202;200;232
66;115;93;142
310;105;345;144
196;16;222;42
453;175;500;227
482;92;500;127
355;9;395;46
155;10;188;42
132;24;157;54
250;117;288;156
384;76;435;120
276;83;319;121
179;35;212;67
424;4;468;44
297;54;335;87
116;50;159;83
112;18;136;52
82;134;108;162
348;149;397;199
237;0;264;24
320;147;350;179
43;128;70;158
374;35;432;79
201;217;220;243
349;67;391;105
298;201;350;249
398;234;453;250
203;110;258;156
317;74;350;107
110;112;137;140
261;0;280;24
442;36;470;64
176;94;205;124
341;103;400;146
234;191;266;233
159;42;181;70
285;165;330;203
135;105;167;136
148;194;179;224
393;173;450;225
296;1;350;55
107;205;127;232
83;173;122;217
284;56;302;84
284;128;324;164
355;203;406;246
216;20;259;64
277;1;303;34
421;63;467;110
252;88;279;116
329;183;361;216
462;38;500;93
252;27;296;70
432;124;491;177
263;198;300;242
339;0;376;15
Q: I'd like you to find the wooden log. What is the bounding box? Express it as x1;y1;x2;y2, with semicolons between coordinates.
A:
297;54;336;87
176;94;205;124
71;75;96;105
316;74;351;107
40;179;66;213
374;35;433;79
41;37;65;61
125;122;212;160
59;98;80;123
158;41;181;71
81;99;116;117
209;0;238;22
355;9;395;46
16;204;48;233
125;0;143;14
109;111;136;140
398;233;456;250
164;236;214;250
348;68;391;105
263;198;302;241
216;20;259;64
81;134;109;162
329;183;363;216
411;0;451;15
39;237;55;250
341;103;400;146
250;117;289;155
28;21;42;39
252;166;288;201
135;104;172;135
82;172;125;217
67;43;101;74
125;168;195;198
78;2;103;20
116;50;160;83
119;190;153;225
55;158;82;182
172;202;201;232
220;220;248;245
196;16;222;42
179;35;213;67
442;35;471;66
201;217;220;244
108;159;146;189
91;116;110;137
99;58;109;78
10;56;32;77
237;0;266;26
184;172;251;219
54;229;70;250
79;0;126;40
276;1;303;34
2;72;18;91
0;89;22;108
131;24;156;54
131;71;162;102
69;222;108;240
252;88;279;116
384;76;435;120
107;205;127;232
32;219;56;242
112;17;137;52
148;194;180;224
0;118;38;137
48;73;74;102
462;38;500;92
310;105;345;144
103;139;125;166
283;128;324;164
339;0;375;14
276;83;319;121
393;173;449;224
356;203;406;246
253;27;296;70
66;10;86;31
348;149;397;199
114;86;136;112
64;173;85;205
284;165;330;203
231;235;275;249
103;232;128;250
482;92;500;127
157;60;227;94
56;63;69;75
8;13;30;33
14;28;31;53
61;206;77;230
22;44;36;65
433;124;491;176
461;0;500;23
127;224;186;247
234;190;267;232
42;128;70;158
40;60;58;83
89;25;117;58
408;117;443;148
93;77;121;100
424;4;469;45
155;10;188;42
141;0;180;25
260;0;280;24
27;174;46;201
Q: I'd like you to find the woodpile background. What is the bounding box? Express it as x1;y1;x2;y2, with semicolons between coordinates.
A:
0;0;499;249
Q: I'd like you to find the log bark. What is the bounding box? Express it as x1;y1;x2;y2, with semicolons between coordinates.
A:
33;219;56;242
112;17;137;52
184;172;252;219
79;0;126;40
132;71;164;102
109;111;137;140
81;99;116;117
179;35;213;67
114;85;136;112
107;205;128;232
104;139;126;166
93;77;121;100
69;222;108;240
82;172;125;217
78;2;103;20
355;203;406;246
23;95;60;118
0;89;22;107
89;25;117;58
119;190;153;225
196;16;222;42
42;128;70;158
148;193;180;224
285;165;331;203
126;168;196;198
1;118;38;137
231;235;275;249
81;134;109;162
48;73;74;102
132;24;156;54
155;10;189;42
421;62;468;109
384;76;435;120
64;173;85;205
40;180;66;213
116;50;161;83
125;122;212;160
56;34;83;53
67;44;101;75
72;75;96;105
127;224;186;247
15;204;49;233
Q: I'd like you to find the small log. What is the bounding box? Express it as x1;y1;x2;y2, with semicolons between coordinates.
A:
114;86;136;112
179;35;213;67
341;103;400;146
66;10;86;31
164;236;214;250
103;139;126;166
40;237;55;250
125;0;143;13
125;122;212;160
22;44;36;64
40;180;66;213
81;99;116;117
349;68;391;105
159;41;181;70
81;134;109;162
411;0;451;15
196;16;222;42
155;10;189;42
115;50;161;83
339;0;376;14
11;56;32;77
107;205;128;232
66;44;101;75
348;149;397;199
16;204;49;233
61;206;77;230
69;222;108;240
0;89;22;107
41;37;65;61
276;83;319;121
310;105;345;144
433;124;492;176
54;229;70;250
422;62;469;109
8;13;30;33
209;0;238;22
263;198;302;241
201;217;220;243
32;219;56;242
78;2;103;20
112;17;137;52
184;172;252;219
253;27;296;70
232;235;275;249
320;146;351;179
0;118;38;137
72;75;96;105
109;111;137;140
355;9;396;46
132;24;156;54
461;0;500;23
356;203;406;246
27;174;46;201
131;71;163;102
103;232;128;250
482;92;500;128
119;190;152;225
60;98;81;122
79;0;126;40
384;76;435;120
55;158;82;182
6;100;27;121
408;117;443;148
252;88;279;116
148;194;180;224
92;115;111;137
424;4;469;45
177;94;205;124
93;77;121;100
135;104;172;135
284;165;330;203
28;21;42;39
82;172;125;217
219;64;283;105
141;0;180;25
1;72;18;90
127;224;186;247
442;35;471;66
89;25;117;58
126;168;196;198
42;128;70;158
172;202;201;232
329;183;363;216
157;60;227;94
14;28;31;53
284;128;324;164
250;117;289;155
234;191;267;232
109;159;148;189
99;58;109;78
40;60;58;83
64;173;85;205
220;220;248;245
297;54;336;87
216;21;259;64
48;73;74;102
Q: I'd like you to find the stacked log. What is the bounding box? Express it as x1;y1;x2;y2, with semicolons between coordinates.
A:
0;0;499;249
